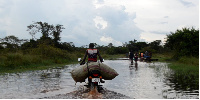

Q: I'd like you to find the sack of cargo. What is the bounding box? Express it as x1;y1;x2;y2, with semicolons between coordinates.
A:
71;64;88;82
71;62;101;82
99;63;118;80
71;62;118;82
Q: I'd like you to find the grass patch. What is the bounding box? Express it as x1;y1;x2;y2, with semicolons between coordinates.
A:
167;56;199;90
151;53;199;90
0;46;79;74
152;53;173;62
0;58;78;74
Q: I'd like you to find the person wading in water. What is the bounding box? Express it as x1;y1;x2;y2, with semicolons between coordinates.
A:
129;50;134;65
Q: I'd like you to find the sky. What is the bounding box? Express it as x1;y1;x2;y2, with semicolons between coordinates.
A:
0;0;199;47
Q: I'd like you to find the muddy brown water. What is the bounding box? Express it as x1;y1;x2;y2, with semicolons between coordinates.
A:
0;60;198;99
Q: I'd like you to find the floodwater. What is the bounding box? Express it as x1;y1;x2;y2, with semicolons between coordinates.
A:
0;60;198;99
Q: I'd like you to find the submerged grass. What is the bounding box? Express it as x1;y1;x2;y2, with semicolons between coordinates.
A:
167;56;199;90
151;53;199;90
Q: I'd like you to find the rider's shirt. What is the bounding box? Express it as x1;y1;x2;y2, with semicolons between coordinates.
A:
87;49;98;62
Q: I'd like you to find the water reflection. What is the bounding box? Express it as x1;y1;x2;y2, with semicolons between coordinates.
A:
103;60;199;99
39;69;62;93
129;62;138;75
0;61;198;99
0;65;80;99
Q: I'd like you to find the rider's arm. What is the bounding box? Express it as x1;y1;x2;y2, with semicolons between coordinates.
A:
97;50;103;62
80;50;87;65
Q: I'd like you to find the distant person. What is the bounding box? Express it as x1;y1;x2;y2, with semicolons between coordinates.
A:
145;51;148;57
80;43;103;65
126;53;129;58
134;52;138;63
139;52;144;61
144;51;151;61
140;52;144;58
129;50;134;64
149;52;152;58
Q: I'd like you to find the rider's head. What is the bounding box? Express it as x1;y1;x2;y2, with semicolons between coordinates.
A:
89;43;94;49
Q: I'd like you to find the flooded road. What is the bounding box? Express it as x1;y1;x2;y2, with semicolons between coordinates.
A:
0;60;198;99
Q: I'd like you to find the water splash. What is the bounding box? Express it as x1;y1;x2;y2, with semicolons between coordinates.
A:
82;86;102;99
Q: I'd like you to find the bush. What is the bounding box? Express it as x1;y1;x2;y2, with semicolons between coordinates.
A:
29;44;70;59
165;27;199;58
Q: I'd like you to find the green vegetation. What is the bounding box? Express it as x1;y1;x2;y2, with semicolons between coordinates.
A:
0;20;199;89
152;53;173;61
0;45;78;73
152;28;199;90
167;56;199;90
165;27;199;58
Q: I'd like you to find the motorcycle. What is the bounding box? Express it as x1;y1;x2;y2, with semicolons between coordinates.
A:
78;58;104;92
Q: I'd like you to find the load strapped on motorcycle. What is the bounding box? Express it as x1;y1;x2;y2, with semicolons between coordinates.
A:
71;58;118;92
71;43;118;92
81;58;104;88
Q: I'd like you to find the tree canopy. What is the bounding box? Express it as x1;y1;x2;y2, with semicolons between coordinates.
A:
165;27;199;58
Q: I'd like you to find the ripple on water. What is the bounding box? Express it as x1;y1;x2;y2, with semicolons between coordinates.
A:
0;60;198;99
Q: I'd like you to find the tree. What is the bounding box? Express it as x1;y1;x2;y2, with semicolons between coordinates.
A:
27;22;53;40
37;22;54;39
122;42;128;47
127;40;138;52
149;40;162;52
0;35;27;50
108;43;113;48
21;39;38;50
27;24;38;40
60;42;75;51
27;22;65;47
0;38;4;49
52;24;65;47
135;42;148;50
165;27;199;58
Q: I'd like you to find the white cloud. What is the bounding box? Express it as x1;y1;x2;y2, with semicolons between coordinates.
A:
100;36;122;46
140;32;167;44
93;16;108;29
95;5;142;44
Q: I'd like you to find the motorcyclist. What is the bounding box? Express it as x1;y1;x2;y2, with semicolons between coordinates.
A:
80;43;103;65
80;43;105;84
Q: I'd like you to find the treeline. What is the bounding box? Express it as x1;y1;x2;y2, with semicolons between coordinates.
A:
0;21;199;71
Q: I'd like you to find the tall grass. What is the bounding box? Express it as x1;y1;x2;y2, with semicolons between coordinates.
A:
152;53;199;90
0;45;79;73
152;53;173;61
167;56;199;90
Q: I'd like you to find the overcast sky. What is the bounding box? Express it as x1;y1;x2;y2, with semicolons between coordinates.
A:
0;0;199;47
